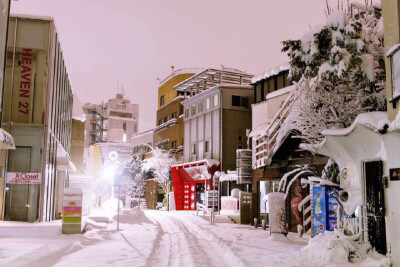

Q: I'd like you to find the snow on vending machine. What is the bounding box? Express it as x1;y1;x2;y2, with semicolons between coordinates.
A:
312;186;339;236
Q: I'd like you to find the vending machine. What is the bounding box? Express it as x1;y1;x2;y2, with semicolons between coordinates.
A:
312;186;339;236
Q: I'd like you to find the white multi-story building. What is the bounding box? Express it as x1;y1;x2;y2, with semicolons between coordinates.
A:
83;93;139;148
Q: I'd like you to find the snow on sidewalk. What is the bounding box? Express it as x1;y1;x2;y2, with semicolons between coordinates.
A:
0;221;82;267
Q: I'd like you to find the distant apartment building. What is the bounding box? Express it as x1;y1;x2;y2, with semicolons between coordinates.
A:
2;15;74;222
83;93;139;148
154;68;200;156
179;68;253;171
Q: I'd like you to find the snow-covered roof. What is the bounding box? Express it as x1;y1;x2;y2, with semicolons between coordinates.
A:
10;13;55;21
321;112;389;136
251;64;289;84
219;171;238;182
174;68;252;92
172;159;220;168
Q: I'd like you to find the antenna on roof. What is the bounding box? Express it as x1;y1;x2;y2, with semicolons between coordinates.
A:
221;64;225;69
171;65;175;73
156;77;161;83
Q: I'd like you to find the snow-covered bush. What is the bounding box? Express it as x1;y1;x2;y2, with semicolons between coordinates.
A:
301;229;390;266
282;6;386;144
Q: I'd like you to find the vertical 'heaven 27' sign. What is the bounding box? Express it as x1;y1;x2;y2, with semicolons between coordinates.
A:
12;48;34;123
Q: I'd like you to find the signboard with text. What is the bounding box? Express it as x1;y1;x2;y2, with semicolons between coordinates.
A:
6;172;41;184
11;48;36;123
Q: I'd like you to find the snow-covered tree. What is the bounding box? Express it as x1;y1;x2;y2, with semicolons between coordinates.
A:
282;4;386;144
123;154;145;202
141;146;178;196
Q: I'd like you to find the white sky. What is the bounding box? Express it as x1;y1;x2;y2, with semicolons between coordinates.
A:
11;0;331;132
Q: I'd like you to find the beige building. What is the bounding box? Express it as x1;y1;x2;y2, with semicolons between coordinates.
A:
179;68;253;171
83;93;139;148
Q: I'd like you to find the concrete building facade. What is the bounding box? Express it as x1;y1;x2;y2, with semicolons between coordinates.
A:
180;68;253;172
2;15;74;222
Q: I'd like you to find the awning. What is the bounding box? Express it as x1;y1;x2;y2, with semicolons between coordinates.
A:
57;156;77;172
0;128;15;149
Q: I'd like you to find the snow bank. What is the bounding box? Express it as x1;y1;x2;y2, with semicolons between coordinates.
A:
112;208;149;225
301;230;391;266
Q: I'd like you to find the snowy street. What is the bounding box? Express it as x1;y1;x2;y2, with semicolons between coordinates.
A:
0;209;327;267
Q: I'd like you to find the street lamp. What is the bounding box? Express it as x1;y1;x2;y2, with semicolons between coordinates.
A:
106;151;121;231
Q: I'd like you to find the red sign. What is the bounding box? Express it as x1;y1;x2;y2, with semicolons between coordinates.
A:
6;172;41;184
18;48;33;116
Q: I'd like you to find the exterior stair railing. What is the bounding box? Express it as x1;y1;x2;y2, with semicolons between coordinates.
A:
254;92;296;168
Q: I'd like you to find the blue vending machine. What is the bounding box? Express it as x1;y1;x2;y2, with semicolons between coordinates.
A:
313;186;339;236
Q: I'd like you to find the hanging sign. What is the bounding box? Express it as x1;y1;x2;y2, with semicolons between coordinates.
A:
6;172;41;184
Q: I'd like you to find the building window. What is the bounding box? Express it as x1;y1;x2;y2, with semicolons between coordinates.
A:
238;135;242;142
198;101;203;113
232;95;240;107
213;94;219;107
198;141;204;159
191;143;197;155
191;104;196;116
204;140;210;153
238;145;243;149
171;140;177;149
158;119;162;125
163;116;168;123
232;95;249;107
171;112;177;119
206;98;210;110
122;122;126;131
123;133;127;142
160;95;165;106
184;107;189;118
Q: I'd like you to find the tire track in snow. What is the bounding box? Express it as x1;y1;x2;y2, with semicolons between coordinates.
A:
145;211;247;267
173;213;248;267
146;212;196;267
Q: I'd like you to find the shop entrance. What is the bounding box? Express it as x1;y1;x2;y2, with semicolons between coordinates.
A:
364;160;387;255
196;183;205;204
4;146;40;222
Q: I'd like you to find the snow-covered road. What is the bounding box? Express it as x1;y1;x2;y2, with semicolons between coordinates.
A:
0;209;327;267
146;212;246;267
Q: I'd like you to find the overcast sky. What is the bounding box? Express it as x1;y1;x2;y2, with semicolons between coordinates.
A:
11;0;330;132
